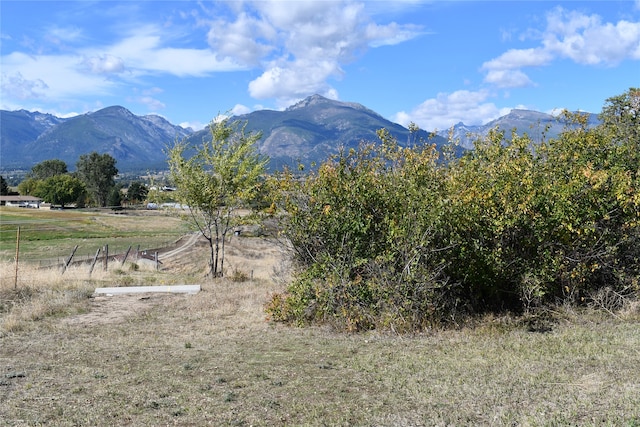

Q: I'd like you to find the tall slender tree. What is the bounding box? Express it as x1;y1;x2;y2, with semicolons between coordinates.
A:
0;175;9;196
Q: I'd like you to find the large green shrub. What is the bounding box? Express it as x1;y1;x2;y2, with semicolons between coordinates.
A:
442;114;639;311
267;90;640;331
267;134;455;331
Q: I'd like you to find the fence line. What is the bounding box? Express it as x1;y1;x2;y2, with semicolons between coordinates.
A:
34;239;175;269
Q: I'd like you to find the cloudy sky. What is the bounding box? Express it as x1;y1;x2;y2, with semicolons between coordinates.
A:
1;1;639;131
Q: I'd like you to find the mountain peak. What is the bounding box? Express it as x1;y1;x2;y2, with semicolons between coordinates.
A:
91;105;136;119
286;94;334;111
284;94;382;120
504;109;550;119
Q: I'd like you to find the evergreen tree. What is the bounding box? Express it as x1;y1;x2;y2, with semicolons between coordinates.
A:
0;175;9;196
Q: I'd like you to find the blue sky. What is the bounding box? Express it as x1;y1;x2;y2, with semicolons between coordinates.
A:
1;1;639;131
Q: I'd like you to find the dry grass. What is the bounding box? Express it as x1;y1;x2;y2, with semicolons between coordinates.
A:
1;235;639;426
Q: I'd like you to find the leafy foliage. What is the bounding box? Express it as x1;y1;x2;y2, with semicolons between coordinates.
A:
27;159;68;180
32;174;86;208
17;178;40;197
267;133;454;331
267;89;640;331
168;118;268;278
75;152;118;207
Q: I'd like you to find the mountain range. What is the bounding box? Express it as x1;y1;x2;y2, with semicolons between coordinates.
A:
437;108;600;149
0;107;191;172
0;95;599;173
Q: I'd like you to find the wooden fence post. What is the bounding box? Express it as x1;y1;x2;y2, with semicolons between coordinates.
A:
103;244;109;271
14;227;20;290
89;248;101;276
121;246;132;267
61;245;79;275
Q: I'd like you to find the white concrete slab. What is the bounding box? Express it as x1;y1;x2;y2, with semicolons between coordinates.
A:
94;285;200;295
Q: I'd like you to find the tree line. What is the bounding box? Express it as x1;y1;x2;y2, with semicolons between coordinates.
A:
4;152;148;208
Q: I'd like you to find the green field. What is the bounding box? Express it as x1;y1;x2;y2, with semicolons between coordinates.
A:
0;207;190;263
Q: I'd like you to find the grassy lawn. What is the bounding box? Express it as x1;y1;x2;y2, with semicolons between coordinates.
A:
0;207;189;263
1;243;639;426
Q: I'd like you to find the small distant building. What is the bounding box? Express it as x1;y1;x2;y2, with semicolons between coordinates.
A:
0;195;43;208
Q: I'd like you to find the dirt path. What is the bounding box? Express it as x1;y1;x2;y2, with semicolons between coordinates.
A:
62;233;289;327
63;293;175;327
158;232;201;260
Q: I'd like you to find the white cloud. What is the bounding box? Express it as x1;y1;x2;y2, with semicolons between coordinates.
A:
231;104;251;116
248;59;341;101
137;96;165;111
106;26;245;77
483;69;533;88
542;9;640;65
0;23;247;109
1;52;117;101
367;22;426;47
481;48;552;70
83;54;125;74
394;90;510;131
179;120;206;131
2;1;424;114
207;1;423;104
46;25;84;47
142;87;163;96
481;7;640;88
207;12;276;67
56;111;83;119
1;71;49;100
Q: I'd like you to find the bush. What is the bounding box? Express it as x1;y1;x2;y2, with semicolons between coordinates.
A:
267;91;640;331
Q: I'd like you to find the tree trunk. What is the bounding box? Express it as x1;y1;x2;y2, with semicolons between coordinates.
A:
213;220;221;277
207;236;216;278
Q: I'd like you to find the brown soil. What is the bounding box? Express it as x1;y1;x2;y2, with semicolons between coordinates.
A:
63;293;172;327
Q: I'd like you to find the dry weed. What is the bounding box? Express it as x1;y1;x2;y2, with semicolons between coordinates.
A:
0;260;182;336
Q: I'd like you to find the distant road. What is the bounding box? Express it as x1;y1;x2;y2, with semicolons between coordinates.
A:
158;232;201;260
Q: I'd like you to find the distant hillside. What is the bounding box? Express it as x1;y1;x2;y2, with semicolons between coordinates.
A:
188;94;450;170
0;110;67;165
436;109;600;149
0;107;192;171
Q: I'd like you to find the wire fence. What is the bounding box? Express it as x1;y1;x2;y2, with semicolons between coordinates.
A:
34;240;178;270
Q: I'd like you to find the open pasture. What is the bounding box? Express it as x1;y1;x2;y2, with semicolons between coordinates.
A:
0;207;189;264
